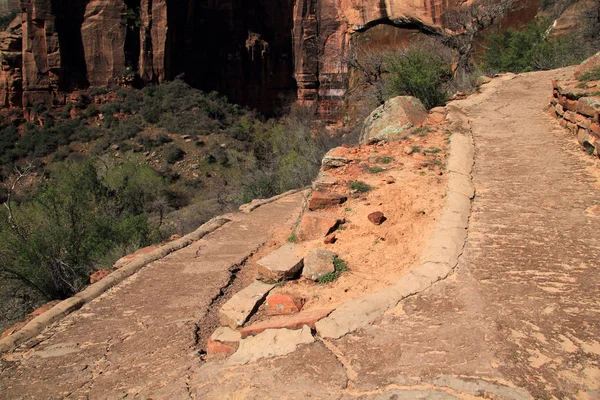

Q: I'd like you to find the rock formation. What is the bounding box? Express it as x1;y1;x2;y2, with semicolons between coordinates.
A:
0;0;543;117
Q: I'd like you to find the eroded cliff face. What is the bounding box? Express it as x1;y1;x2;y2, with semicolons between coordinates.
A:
0;0;541;117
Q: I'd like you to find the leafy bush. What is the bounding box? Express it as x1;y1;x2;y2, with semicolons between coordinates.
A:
385;49;452;109
163;144;185;164
578;67;600;82
0;159;166;300
483;19;593;74
350;181;372;193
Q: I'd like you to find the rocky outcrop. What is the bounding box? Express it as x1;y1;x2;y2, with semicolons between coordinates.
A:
360;96;427;144
551;53;600;156
1;0;543;117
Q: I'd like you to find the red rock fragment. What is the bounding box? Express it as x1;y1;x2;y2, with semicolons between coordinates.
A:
240;309;334;339
324;234;337;244
385;176;395;184
368;211;386;225
308;191;347;211
265;293;305;316
90;269;110;284
206;339;236;357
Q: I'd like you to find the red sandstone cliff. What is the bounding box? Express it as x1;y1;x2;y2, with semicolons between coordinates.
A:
0;0;556;116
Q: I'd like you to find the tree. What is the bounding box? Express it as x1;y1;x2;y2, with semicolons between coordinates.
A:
442;0;521;83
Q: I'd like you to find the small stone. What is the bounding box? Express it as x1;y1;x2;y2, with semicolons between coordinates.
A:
368;211;386;225
90;269;110;284
169;234;181;241
210;326;242;344
265;293;305;316
385;176;395;184
308;191;347;211
324;234;337;244
206;339;236;357
302;248;336;281
404;146;414;155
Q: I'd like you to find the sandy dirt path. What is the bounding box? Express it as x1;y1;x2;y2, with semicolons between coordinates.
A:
192;69;600;399
0;192;306;399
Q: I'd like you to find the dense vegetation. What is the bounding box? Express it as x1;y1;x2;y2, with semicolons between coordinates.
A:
0;80;336;329
482;18;596;74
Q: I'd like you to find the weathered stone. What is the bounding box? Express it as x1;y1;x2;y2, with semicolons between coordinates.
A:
555;103;565;116
206;339;236;357
256;243;304;282
360;96;427;144
578;97;600;118
324;233;337;244
90;269;110;284
265;293;305;316
308;191;347;211
385;176;396;184
368;211;386;225
227;326;315;365
575;113;591;129
321;148;353;169
240;309;334;338
219;281;275;329
297;212;343;241
404;146;415;155
210;326;242;344
302;248;336;281
575;51;600;79
114;246;158;268
312;172;339;191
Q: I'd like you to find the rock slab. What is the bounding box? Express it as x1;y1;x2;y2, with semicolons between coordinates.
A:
256;243;304;282
219;281;275;329
302;248;336;281
240;309;334;339
360;96;428;144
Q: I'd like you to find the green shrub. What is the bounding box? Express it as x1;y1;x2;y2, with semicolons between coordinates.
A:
385;49;452;109
578;67;600;82
368;166;385;174
0;160;164;299
350;181;372;193
482;18;592;74
163;144;185;164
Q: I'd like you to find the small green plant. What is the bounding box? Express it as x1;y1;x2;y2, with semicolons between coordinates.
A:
333;257;349;272
379;156;394;164
336;224;347;231
350;181;372;193
412;127;431;137
318;272;338;284
577;82;587;89
369;166;385;174
345;207;352;212
287;232;298;243
318;257;349;284
577;67;600;83
424;147;441;154
411;145;422;153
434;159;446;169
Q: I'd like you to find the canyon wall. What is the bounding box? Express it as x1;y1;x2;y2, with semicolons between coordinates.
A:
0;0;541;116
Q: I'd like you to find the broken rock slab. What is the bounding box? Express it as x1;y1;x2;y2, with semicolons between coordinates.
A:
256;243;304;282
321;148;354;169
302;248;336;281
265;293;305;316
312;171;339;191
226;326;315;365
297;212;343;241
219;281;275;329
240;308;334;338
308;191;347;211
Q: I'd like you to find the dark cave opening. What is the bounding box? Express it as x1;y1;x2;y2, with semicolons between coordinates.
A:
124;0;141;72
51;0;89;91
164;0;297;116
